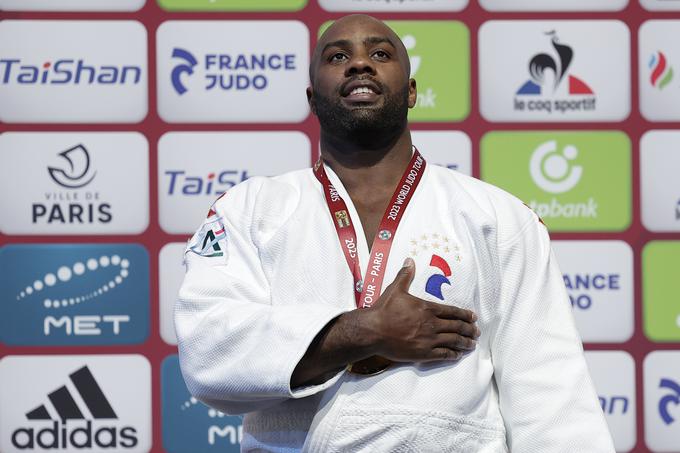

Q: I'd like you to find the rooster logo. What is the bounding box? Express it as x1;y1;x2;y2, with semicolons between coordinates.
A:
516;31;594;96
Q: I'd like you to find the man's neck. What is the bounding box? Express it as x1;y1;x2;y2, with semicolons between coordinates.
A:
319;128;413;198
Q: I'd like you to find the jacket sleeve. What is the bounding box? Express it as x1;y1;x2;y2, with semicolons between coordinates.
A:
174;182;350;415
490;211;615;452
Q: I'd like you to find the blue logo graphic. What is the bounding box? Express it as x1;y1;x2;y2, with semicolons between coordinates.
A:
162;355;242;453
0;244;149;346
425;254;452;300
659;378;680;425
171;48;198;95
0;58;142;85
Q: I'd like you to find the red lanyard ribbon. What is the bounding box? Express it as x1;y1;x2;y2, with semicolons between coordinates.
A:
313;149;426;309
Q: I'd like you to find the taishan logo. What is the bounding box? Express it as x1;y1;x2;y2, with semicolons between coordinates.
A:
514;31;596;115
0;59;142;86
11;366;138;450
649;50;674;90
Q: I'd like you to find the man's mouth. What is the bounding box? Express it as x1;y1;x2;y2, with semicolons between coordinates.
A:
342;79;382;102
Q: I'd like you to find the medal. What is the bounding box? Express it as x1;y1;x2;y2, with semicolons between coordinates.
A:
313;149;426;375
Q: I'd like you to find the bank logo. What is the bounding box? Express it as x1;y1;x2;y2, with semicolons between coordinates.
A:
481;131;631;232
0;21;147;123
162;355;242;452
0;244;149;346
0;355;151;453
659;378;680;425
157;21;309;123
649;51;674;90
517;32;594;96
171;48;198;95
48;144;96;189
0;132;149;235
529;140;582;193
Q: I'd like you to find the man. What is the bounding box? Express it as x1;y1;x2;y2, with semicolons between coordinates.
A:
175;14;615;452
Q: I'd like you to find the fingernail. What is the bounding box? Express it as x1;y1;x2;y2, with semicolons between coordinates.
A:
403;257;414;268
475;327;481;337
471;312;478;322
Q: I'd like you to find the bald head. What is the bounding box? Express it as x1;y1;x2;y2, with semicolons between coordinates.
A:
309;14;411;84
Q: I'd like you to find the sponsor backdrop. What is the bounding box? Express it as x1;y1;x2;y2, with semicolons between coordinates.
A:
0;1;679;452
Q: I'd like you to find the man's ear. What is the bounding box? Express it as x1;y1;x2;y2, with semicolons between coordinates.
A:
408;78;417;109
306;86;316;114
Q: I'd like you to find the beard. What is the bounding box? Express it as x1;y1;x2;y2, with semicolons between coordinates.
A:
313;81;410;148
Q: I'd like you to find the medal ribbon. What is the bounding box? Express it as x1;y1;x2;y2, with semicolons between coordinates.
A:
313;149;426;309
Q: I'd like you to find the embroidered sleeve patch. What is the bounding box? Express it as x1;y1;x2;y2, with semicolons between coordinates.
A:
187;209;228;261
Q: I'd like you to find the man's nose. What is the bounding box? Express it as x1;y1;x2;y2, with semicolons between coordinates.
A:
345;52;376;77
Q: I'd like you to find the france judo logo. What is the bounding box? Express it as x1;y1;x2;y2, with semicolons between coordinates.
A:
425;254;452;300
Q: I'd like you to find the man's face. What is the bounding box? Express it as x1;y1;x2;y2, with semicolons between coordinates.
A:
307;16;417;142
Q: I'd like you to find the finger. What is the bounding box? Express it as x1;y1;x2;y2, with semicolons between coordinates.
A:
430;302;477;323
436;333;477;351
429;348;462;361
434;318;480;339
393;257;416;292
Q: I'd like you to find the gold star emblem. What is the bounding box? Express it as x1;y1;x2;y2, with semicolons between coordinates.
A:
421;234;428;241
432;242;440;249
443;246;450;253
443;236;449;243
410;239;418;246
410;249;418;257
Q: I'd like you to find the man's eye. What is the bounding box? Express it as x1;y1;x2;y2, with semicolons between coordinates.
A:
330;53;348;62
373;50;390;59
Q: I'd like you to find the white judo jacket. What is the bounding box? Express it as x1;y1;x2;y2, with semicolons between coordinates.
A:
175;162;615;452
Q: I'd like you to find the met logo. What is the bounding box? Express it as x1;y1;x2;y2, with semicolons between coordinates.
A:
162;355;242;452
0;244;149;346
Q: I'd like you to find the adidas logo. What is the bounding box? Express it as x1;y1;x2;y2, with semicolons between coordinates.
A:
11;365;138;450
